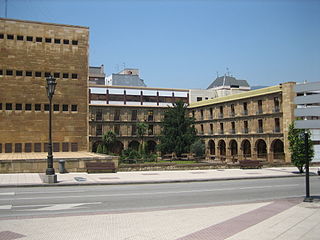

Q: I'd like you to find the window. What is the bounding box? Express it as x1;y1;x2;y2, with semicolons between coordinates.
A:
44;104;49;111
53;104;59;111
210;124;213;134
6;103;12;110
45;72;50;77
35;72;42;77
96;124;102;136
54;72;60;78
147;110;154;121
63;39;69;44
63;73;69;78
274;118;280;132
34;143;41;152
258;119;263;133
71;73;78;79
220;123;224;134
0;69;3;75
192;111;195;118
244;121;249;133
15;143;22;153
148;125;154;135
209;108;213;119
0;143;2;153
15;103;22;110
114;109;120;120
26;71;32;76
25;143;32;152
0;33;4;39
243;102;248;115
131;110;137;121
35;104;41;111
36;37;42;42
71;105;77;112
25;104;32;111
62;104;68;112
131;124;137;135
219;106;223;118
200;109;204;120
6;70;13;75
71;143;78;152
200;124;204;134
72;40;78;45
54;38;61;44
231;122;236;134
0;103;2;110
114;125;120;135
16;70;23;76
62;143;69;152
197;97;202;102
26;36;33;41
5;143;12;153
17;35;23;41
230;104;235;116
7;34;14;40
45;38;52;43
274;97;280;112
96;109;102;120
44;143;49;152
53;143;60;152
257;100;263;114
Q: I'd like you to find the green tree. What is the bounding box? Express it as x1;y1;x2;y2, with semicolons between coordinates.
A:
159;100;197;157
102;130;116;154
190;139;205;158
288;122;314;173
136;122;148;154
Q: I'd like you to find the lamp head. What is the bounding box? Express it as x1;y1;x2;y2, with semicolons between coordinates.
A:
46;75;57;99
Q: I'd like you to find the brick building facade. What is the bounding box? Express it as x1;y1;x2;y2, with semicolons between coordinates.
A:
0;18;89;153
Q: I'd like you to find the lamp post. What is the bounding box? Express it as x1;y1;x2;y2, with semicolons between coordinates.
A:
44;75;57;183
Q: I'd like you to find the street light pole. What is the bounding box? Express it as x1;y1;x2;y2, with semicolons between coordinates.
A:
304;131;312;202
44;75;57;183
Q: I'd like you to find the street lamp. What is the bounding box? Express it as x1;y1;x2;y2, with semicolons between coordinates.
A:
44;75;57;183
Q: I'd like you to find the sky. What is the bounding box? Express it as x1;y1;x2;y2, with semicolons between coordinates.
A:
1;0;320;89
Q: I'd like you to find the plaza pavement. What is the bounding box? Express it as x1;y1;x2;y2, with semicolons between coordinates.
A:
0;166;319;187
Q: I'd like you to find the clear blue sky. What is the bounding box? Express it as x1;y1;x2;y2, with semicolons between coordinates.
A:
2;0;320;89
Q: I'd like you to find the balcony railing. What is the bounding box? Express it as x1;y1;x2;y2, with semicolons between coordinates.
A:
257;128;264;133
219;130;224;134
229;112;235;117
256;109;263;114
230;129;236;134
273;127;281;133
273;107;280;113
218;113;224;119
242;110;248;116
243;128;249;134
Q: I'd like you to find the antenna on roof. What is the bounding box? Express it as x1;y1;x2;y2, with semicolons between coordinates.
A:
216;71;219;78
226;67;230;76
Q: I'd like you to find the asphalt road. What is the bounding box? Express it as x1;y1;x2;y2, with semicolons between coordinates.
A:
0;177;319;219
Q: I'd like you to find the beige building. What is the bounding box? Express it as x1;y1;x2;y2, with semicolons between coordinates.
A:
189;82;296;163
89;85;189;153
0;18;89;153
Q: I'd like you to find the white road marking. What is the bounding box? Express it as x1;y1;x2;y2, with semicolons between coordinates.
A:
16;190;86;195
0;192;15;196
0;205;12;210
16;202;102;211
0;184;300;201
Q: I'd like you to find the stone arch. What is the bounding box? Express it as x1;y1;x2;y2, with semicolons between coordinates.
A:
146;140;157;153
229;139;238;156
218;140;226;156
111;141;124;155
271;139;284;160
208;140;215;155
128;140;140;151
256;139;267;158
241;139;251;158
92;140;103;153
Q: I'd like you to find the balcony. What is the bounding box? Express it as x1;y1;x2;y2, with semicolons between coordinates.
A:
273;127;281;133
256;109;263;115
242;110;248;116
219;130;224;134
230;129;236;134
273;107;280;113
243;128;249;134
257;128;264;133
218;113;224;119
229;112;235;117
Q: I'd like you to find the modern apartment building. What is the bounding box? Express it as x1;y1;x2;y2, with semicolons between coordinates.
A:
0;18;89;153
189;82;296;163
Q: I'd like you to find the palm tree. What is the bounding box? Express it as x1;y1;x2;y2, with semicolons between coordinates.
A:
102;130;116;154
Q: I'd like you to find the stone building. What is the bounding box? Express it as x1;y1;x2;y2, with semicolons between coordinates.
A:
0;18;89;153
189;82;296;163
89;65;105;85
89;85;189;153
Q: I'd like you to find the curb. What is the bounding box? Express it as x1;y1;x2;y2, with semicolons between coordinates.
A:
0;174;311;188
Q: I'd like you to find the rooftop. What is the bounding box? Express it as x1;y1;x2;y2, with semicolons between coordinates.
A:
207;75;250;89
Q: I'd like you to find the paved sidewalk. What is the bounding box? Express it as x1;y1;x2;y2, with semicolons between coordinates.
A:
0;167;319;187
0;198;319;240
